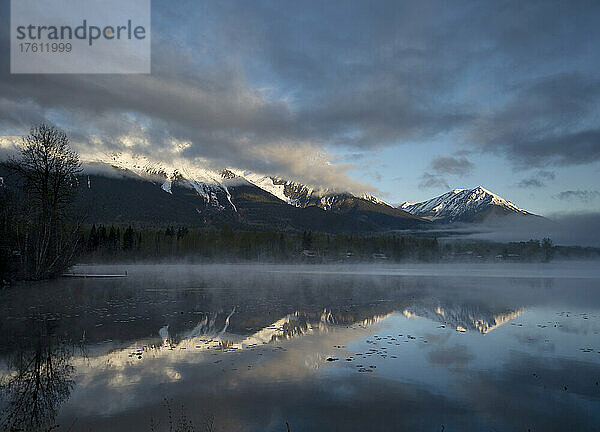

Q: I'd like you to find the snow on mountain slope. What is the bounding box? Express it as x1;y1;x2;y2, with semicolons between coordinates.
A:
79;152;465;224
161;179;172;194
399;186;533;223
234;172;335;207
235;173;402;214
236;172;295;204
85;153;309;204
84;152;238;211
84;152;357;214
96;152;223;186
362;194;393;207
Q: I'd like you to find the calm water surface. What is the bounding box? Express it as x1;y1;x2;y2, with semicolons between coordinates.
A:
1;263;600;431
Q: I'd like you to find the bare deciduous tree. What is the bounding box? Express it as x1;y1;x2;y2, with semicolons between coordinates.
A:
2;124;82;279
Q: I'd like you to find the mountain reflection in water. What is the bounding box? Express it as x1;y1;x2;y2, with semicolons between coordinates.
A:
1;263;599;432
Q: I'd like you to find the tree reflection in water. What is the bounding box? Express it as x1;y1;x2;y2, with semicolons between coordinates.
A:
0;320;77;432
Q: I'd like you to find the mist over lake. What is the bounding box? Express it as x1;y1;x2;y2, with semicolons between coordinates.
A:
2;263;600;431
2;0;600;430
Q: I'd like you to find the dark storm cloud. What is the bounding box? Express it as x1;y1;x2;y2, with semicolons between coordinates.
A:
431;156;474;176
554;190;600;202
1;0;599;189
419;173;449;190
419;154;473;190
469;74;600;167
517;170;555;188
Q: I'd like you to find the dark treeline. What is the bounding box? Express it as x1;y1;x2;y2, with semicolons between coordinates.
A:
79;224;600;264
443;238;556;262
443;237;600;262
80;224;441;263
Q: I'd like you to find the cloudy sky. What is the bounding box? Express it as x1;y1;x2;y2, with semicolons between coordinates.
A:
1;0;599;215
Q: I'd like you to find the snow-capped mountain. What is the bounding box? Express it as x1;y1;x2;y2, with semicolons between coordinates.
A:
236;173;397;213
88;152;242;212
70;152;427;231
87;152;338;210
80;152;423;223
235;173;324;206
399;186;534;223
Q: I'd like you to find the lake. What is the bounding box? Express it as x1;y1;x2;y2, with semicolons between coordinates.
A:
1;263;600;431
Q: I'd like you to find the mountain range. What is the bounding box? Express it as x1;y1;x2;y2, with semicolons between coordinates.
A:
64;153;425;232
1;152;539;232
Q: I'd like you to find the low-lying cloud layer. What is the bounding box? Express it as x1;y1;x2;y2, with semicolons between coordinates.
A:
445;213;600;248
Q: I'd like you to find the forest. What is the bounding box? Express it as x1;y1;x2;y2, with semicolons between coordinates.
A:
77;223;600;264
79;224;442;263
